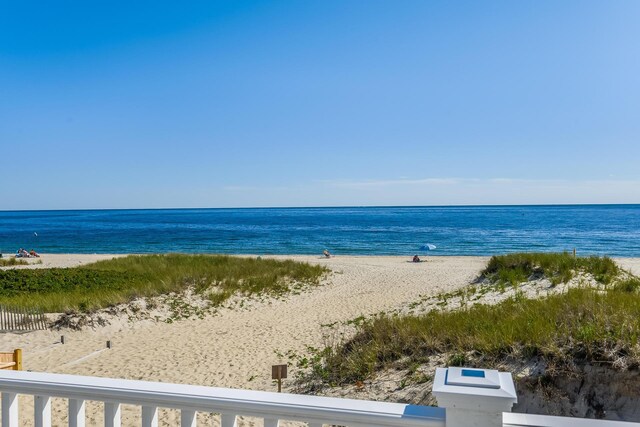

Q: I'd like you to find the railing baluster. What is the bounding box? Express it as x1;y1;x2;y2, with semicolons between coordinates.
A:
1;392;18;427
180;409;196;427
69;399;86;427
141;406;158;427
34;395;52;427
104;402;121;427
264;418;279;427
220;413;237;427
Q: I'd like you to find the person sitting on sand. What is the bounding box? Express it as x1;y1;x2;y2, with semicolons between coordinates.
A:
29;249;40;257
412;255;421;263
16;248;29;258
323;249;331;258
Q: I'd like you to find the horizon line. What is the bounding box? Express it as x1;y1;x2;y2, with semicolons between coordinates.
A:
2;202;640;213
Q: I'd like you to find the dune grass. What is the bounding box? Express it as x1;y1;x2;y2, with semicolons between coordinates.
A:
0;254;327;312
481;252;619;286
306;286;640;385
300;254;638;386
0;258;29;267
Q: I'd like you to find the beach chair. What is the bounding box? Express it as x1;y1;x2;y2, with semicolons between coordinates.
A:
0;349;22;370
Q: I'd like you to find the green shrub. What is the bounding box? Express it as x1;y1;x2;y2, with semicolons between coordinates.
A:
0;254;327;312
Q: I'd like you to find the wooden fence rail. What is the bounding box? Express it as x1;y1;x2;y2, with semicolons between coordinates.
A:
0;350;22;370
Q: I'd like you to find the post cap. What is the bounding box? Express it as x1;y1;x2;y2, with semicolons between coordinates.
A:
445;367;501;389
432;367;517;411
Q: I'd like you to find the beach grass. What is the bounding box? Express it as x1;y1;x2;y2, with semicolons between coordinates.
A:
481;252;619;285
300;254;637;386
0;258;29;267
304;286;640;386
0;254;327;312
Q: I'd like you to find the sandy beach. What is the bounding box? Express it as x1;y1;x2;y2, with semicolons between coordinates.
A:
1;254;489;386
2;254;640;425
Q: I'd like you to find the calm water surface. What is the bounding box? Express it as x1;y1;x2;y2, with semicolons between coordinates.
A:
0;205;639;256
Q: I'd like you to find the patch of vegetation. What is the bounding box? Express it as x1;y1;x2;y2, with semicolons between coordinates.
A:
0;254;327;312
612;276;640;293
482;252;619;286
163;295;208;323
299;286;640;386
0;258;29;267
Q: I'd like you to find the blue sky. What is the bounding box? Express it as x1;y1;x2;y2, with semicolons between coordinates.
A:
1;0;639;209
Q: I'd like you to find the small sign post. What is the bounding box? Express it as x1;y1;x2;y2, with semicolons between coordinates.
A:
271;364;287;393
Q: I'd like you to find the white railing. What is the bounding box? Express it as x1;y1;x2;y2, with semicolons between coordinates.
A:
1;368;640;427
0;370;445;427
504;413;640;427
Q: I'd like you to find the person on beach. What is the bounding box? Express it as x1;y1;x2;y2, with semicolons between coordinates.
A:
29;249;40;257
16;248;30;258
323;249;331;258
412;255;421;263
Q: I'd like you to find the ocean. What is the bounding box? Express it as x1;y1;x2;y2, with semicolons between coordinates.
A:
1;205;639;256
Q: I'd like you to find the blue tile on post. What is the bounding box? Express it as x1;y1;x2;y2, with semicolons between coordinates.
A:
461;369;485;378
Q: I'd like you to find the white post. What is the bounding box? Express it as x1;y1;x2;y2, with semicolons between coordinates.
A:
104;402;121;427
432;367;517;427
180;409;196;427
141;406;158;427
264;418;279;427
1;392;18;427
221;413;237;427
34;395;52;427
69;399;85;427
